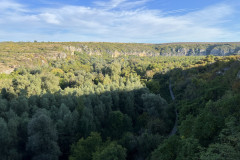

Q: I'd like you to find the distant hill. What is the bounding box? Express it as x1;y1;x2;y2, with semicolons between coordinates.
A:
1;42;240;73
1;42;240;57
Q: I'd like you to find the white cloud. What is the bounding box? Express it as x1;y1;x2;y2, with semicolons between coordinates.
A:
94;0;127;9
0;0;26;11
183;4;234;26
39;13;61;24
0;0;239;42
94;0;149;10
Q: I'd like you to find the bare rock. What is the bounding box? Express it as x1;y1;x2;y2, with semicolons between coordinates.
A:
210;48;235;56
177;48;188;56
199;49;207;55
63;46;82;55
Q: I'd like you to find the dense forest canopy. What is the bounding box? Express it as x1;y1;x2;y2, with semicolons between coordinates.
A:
0;42;240;160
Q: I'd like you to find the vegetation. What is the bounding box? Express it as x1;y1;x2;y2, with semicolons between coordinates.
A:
0;42;240;160
149;55;240;160
1;41;240;75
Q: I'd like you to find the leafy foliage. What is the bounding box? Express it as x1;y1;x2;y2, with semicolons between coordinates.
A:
1;43;240;160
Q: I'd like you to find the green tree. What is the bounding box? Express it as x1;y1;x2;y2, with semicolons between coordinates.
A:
200;143;239;160
150;136;180;160
80;101;95;137
93;142;127;160
177;138;202;160
0;118;10;160
0;98;8;117
141;93;168;118
69;132;102;160
192;111;223;146
41;74;60;93
137;132;163;159
106;111;132;139
26;109;60;160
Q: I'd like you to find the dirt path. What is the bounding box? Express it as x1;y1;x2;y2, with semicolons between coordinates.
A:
169;80;178;136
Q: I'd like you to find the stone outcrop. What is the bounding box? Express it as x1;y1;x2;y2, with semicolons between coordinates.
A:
160;47;237;56
63;46;82;55
62;43;240;57
210;48;235;56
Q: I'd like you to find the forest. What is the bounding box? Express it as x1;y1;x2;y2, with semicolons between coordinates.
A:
0;42;240;160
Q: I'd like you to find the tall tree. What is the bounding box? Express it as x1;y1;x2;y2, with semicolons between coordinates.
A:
69;132;102;160
92;142;127;160
105;111;132;139
0;118;10;160
26;109;60;160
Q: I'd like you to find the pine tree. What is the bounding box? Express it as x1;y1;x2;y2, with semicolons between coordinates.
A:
26;109;60;160
0;118;10;160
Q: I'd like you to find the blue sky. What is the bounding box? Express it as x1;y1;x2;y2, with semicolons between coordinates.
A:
0;0;240;43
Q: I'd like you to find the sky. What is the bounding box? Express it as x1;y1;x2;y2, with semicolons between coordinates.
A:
0;0;240;43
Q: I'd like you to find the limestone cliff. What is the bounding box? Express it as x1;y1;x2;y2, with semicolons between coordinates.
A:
62;42;240;57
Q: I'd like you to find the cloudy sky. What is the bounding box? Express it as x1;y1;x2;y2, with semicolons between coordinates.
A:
0;0;240;43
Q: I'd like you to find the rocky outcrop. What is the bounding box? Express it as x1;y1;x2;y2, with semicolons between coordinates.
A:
62;43;240;57
176;48;187;56
160;46;237;56
210;48;235;56
63;46;82;55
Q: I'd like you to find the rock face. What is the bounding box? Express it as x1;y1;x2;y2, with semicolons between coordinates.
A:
185;48;207;56
160;47;237;56
61;43;240;57
210;48;235;56
63;46;82;55
177;48;188;56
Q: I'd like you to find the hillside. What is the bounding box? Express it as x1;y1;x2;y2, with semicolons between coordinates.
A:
1;42;240;73
149;55;240;160
2;42;240;57
0;42;240;160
